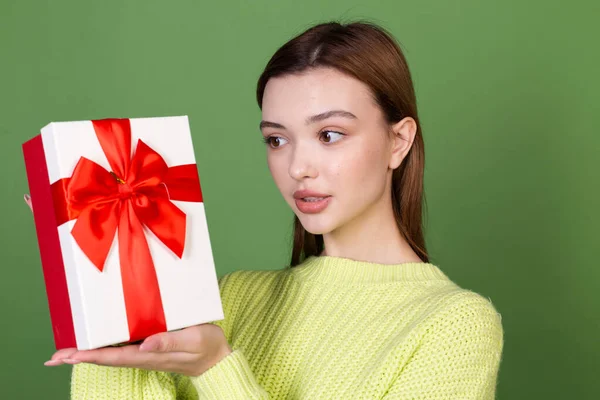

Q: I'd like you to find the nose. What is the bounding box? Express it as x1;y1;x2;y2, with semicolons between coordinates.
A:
288;143;318;181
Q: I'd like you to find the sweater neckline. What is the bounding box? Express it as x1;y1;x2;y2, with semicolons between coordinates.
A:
288;255;449;284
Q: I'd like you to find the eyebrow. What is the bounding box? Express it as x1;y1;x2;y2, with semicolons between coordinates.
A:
259;109;358;130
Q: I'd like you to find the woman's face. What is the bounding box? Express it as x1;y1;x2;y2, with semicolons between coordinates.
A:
260;67;408;236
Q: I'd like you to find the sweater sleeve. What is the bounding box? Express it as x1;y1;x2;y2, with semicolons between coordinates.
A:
188;271;270;399
188;348;269;399
382;293;504;399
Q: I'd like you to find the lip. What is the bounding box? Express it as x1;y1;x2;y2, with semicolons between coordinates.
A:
293;190;332;214
293;190;330;199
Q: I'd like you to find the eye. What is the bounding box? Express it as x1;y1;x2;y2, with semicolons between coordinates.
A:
262;135;289;149
320;130;345;144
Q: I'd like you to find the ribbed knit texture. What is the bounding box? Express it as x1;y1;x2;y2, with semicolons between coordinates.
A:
70;255;504;399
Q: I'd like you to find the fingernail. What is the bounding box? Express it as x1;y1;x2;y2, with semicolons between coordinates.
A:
44;359;63;366
62;359;81;364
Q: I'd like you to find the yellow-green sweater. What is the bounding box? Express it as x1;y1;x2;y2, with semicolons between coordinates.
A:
71;255;504;399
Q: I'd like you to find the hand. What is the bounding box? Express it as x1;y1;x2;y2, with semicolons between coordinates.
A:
24;195;232;376
44;324;232;377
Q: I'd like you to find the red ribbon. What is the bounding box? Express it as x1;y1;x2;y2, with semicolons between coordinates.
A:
51;118;203;343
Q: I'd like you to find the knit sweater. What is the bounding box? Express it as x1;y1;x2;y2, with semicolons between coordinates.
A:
70;255;504;399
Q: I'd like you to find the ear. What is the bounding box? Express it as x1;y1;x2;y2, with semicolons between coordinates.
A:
388;117;417;170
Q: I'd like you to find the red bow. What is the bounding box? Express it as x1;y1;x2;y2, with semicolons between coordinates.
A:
51;118;203;342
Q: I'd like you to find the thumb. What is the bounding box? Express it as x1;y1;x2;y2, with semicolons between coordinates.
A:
139;327;203;353
139;333;172;353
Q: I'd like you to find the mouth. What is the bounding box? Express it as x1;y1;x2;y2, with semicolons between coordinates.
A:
300;196;329;202
293;195;332;214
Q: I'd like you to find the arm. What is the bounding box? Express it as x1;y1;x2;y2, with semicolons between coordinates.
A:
27;194;265;399
70;272;270;400
68;273;233;400
188;348;270;399
382;293;504;399
186;271;270;399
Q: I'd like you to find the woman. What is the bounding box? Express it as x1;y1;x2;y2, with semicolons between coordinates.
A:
27;21;504;399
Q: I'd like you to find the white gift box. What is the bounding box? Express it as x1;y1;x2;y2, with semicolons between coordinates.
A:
23;116;224;350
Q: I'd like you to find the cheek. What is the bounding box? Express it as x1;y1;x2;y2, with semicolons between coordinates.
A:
266;153;290;193
333;141;388;203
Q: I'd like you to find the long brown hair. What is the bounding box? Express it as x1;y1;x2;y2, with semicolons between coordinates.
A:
256;21;429;267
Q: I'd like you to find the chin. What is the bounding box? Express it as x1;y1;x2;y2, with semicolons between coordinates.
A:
296;214;337;235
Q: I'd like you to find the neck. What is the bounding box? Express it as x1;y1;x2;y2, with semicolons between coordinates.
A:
321;186;422;265
290;255;447;284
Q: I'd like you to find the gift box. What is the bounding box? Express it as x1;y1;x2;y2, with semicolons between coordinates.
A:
23;116;224;350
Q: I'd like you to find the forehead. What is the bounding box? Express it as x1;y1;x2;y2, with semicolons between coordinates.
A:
261;68;379;122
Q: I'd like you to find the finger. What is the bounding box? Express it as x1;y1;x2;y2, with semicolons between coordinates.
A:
68;344;195;371
139;326;204;353
68;344;168;367
67;344;142;366
44;348;78;366
24;194;33;211
51;348;79;360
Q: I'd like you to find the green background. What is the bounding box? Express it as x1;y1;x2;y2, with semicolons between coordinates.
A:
1;1;598;398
